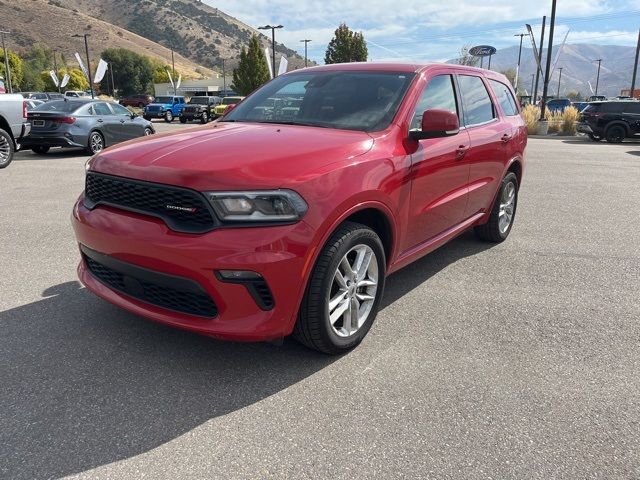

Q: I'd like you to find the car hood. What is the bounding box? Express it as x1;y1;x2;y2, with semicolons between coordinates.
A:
89;122;375;190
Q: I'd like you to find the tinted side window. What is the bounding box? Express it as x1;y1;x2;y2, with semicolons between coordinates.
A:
458;75;495;126
111;103;132;116
93;103;112;115
410;75;458;130
622;102;640;114
489;79;518;116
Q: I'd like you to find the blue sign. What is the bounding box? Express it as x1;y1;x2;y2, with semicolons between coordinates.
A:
469;45;497;57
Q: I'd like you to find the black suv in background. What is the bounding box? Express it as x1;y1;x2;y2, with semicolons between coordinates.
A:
578;101;640;143
179;96;221;124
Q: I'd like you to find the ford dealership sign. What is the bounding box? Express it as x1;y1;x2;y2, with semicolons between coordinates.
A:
469;45;497;57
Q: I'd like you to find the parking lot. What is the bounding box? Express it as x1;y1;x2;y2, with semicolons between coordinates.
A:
1;131;639;479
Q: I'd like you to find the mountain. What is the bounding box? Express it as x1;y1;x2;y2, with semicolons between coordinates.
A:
4;0;307;78
457;43;637;98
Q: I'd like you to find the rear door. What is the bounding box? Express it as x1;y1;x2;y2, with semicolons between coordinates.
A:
92;102;118;144
457;74;511;217
404;72;471;249
622;101;640;135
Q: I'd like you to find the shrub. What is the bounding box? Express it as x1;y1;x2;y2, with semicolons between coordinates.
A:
521;104;540;135
560;106;579;135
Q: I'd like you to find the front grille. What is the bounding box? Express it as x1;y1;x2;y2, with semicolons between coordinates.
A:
84;172;217;233
82;247;218;318
146;106;162;112
183;106;198;113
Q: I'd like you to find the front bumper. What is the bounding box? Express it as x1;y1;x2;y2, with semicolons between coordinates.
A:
71;195;315;341
180;112;203;120
144;110;166;118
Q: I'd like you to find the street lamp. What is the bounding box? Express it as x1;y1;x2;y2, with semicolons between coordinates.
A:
556;67;563;97
530;73;535;101
71;33;94;98
300;39;311;67
1;29;13;93
593;59;602;96
513;33;528;92
258;24;283;77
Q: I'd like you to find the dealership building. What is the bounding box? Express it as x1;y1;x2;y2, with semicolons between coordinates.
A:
153;74;235;97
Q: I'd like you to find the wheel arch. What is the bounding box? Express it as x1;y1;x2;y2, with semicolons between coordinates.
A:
604;121;630;136
0;115;14;141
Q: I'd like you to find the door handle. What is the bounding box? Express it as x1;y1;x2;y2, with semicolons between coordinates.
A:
501;133;513;143
456;145;470;159
97;119;103;123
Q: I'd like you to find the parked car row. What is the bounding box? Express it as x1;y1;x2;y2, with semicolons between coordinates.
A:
142;95;245;123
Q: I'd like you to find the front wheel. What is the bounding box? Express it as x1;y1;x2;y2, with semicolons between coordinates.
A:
179;117;188;124
144;128;153;136
200;112;208;124
31;146;50;155
0;128;14;169
474;172;518;243
164;110;173;123
293;222;386;354
605;125;625;144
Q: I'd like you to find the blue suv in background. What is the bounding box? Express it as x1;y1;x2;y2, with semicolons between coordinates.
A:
143;96;187;123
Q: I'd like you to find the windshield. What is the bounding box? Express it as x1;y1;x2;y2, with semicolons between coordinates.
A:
222;97;240;105
34;100;85;113
154;97;173;103
189;97;209;105
222;71;415;131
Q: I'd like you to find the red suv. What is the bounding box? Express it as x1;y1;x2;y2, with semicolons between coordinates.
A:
72;63;526;354
119;94;155;108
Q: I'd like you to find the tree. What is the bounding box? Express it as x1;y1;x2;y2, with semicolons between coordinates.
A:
0;50;24;90
100;48;154;96
231;35;270;96
325;23;367;64
21;45;55;91
566;90;583;101
456;45;479;67
149;58;171;83
40;68;88;91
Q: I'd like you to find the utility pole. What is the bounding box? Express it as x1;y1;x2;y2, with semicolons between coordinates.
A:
530;74;535;100
300;39;311;67
540;0;557;121
0;30;13;93
72;33;93;98
109;64;115;97
170;45;176;95
533;16;546;104
222;58;226;95
514;33;527;91
594;59;602;96
258;24;283;77
53;51;61;93
631;28;640;97
556;67;563;97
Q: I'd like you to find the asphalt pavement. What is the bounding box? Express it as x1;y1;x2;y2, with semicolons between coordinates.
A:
1;129;639;479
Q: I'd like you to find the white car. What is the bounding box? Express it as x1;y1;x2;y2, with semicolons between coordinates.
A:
64;90;88;98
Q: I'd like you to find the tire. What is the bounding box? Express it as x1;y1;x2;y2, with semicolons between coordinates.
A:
0;128;15;169
179;117;188;124
201;111;208;124
143;116;151;121
86;131;105;155
164;110;173;123
588;133;602;142
293;221;386;354
605;125;625;144
474;172;518;243
144;128;153;136
31;146;50;155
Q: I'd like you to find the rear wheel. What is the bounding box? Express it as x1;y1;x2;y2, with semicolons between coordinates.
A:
474;172;518;243
293;222;386;354
179;117;188;124
86;131;104;155
31;146;50;155
0;128;14;169
164;110;173;123
605;125;625;144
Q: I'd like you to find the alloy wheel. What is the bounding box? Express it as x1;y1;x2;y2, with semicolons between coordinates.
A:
327;244;379;338
90;133;104;153
0;134;10;166
498;181;516;234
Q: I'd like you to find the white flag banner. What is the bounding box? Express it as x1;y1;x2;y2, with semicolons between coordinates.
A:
60;74;70;88
49;70;59;87
93;59;108;83
176;74;182;90
277;55;288;76
75;52;89;81
264;48;273;79
166;68;174;87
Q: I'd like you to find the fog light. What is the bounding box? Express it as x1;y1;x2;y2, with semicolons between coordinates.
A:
216;270;262;281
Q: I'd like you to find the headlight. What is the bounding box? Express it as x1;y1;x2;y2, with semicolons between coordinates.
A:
205;190;307;223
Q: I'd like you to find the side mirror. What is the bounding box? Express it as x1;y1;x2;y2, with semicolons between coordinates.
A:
409;109;460;140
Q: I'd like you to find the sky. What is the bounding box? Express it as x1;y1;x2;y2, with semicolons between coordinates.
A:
207;0;640;63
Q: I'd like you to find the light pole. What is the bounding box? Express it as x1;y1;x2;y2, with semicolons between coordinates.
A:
631;29;640;97
530;74;535;101
300;39;311;67
258;24;283;77
514;33;528;91
533;16;546;104
593;59;602;96
1;30;13;93
53;50;61;93
72;33;93;98
221;58;226;95
540;0;557;121
556;67;563;97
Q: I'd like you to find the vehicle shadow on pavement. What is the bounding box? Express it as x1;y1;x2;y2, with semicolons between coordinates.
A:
381;231;495;309
15;148;90;160
0;282;336;480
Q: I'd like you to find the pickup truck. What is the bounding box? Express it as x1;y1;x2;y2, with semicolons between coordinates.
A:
143;96;187;123
0;94;31;168
179;96;221;124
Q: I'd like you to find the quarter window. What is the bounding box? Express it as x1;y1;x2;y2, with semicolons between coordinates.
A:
458;75;495;126
410;75;458;130
489;79;519;116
